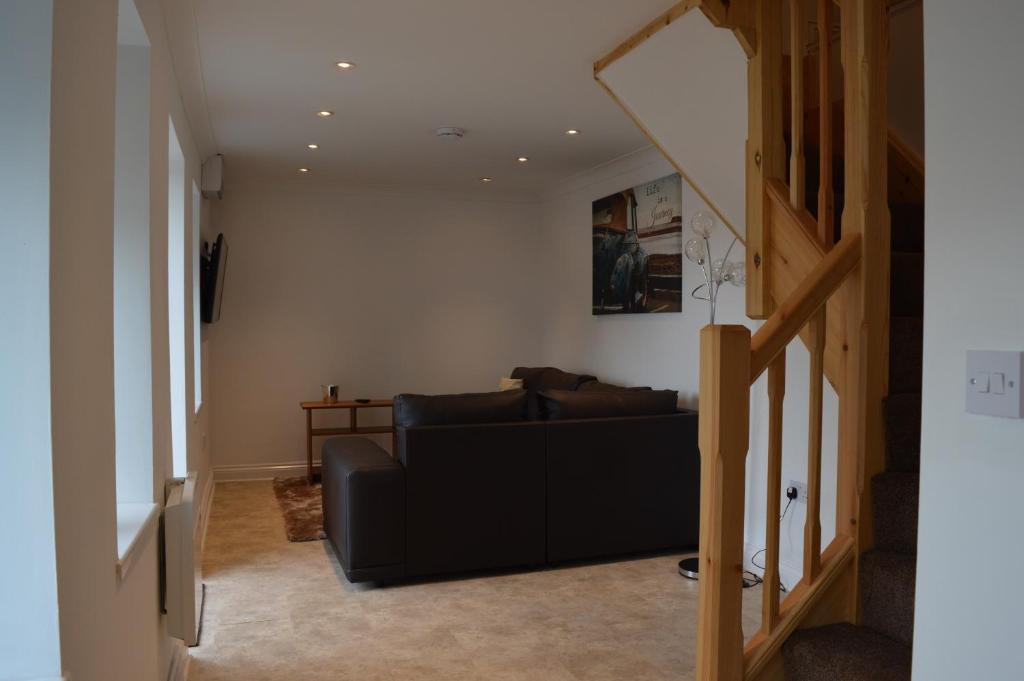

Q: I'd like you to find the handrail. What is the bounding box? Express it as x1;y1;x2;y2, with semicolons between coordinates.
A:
749;232;861;383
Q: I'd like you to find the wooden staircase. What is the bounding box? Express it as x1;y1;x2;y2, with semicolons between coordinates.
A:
595;1;923;679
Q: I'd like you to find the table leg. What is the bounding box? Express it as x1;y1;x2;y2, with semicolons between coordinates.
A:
351;406;358;433
306;408;313;484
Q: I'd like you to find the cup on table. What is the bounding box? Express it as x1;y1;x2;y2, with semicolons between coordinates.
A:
321;384;339;403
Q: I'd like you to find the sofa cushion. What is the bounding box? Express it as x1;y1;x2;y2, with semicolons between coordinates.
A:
510;367;597;419
510;366;597;391
498;376;524;391
577;380;652;392
394;390;528;428
538;388;678;420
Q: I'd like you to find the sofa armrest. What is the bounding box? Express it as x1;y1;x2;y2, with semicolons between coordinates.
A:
321;438;405;582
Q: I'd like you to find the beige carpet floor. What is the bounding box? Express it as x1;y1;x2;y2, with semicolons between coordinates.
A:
189;481;763;681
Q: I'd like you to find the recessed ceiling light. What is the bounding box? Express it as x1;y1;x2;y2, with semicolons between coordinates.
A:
335;61;356;70
307;144;319;150
565;129;580;136
480;177;493;183
517;156;529;163
315;110;334;118
298;167;310;173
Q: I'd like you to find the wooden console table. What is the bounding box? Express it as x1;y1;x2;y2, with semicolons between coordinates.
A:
300;399;394;483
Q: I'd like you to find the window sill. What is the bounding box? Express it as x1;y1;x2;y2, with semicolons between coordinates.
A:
116;502;160;583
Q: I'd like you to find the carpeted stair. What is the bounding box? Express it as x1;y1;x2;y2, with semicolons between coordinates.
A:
782;199;923;681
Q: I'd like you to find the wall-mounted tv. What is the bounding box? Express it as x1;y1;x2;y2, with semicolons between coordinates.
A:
200;233;228;324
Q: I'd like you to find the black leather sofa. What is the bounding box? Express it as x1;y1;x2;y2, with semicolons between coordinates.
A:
322;367;699;583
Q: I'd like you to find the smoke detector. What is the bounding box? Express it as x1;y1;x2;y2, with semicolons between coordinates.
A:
435;127;466;140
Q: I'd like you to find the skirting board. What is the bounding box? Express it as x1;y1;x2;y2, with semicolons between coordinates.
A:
213;461;311;481
744;542;802;591
197;473;216;556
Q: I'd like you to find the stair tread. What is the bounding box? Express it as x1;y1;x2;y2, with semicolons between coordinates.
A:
884;393;922;472
861;550;917;645
872;472;920;554
891;252;924;318
784;623;912;681
890;203;925;253
889;317;923;394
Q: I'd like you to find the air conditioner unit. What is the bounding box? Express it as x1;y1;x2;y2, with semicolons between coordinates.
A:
201;154;223;200
165;472;204;646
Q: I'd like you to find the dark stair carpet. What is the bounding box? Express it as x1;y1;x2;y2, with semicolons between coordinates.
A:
784;623;913;681
871;473;919;554
890;252;924;318
889;317;923;395
890;204;924;252
782;199;923;680
884;394;921;473
860;550;917;645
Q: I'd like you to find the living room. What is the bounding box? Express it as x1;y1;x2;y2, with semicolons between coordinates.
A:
3;2;1023;681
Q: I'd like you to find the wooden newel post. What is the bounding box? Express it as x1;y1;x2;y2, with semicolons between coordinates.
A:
697;325;751;681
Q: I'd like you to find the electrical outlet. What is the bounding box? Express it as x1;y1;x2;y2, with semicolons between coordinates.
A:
788;480;808;504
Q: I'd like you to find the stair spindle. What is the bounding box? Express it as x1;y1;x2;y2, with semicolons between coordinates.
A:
761;353;786;635
803;311;826;584
817;0;835;248
789;0;806;210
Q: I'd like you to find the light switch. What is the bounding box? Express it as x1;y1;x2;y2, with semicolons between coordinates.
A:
966;351;1024;418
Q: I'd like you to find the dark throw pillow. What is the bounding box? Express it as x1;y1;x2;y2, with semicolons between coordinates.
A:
393;390;528;428
509;367;598;419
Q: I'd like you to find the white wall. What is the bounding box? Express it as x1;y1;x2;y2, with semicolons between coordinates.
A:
538;146;838;588
913;3;1024;678
44;0;212;679
208;181;545;473
0;3;63;679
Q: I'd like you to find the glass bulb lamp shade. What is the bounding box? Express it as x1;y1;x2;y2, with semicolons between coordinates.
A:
690;209;716;238
728;261;746;287
685;237;708;265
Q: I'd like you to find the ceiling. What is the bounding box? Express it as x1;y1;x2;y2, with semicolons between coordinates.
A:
166;0;680;197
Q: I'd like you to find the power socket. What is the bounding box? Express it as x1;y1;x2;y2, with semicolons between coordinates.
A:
788;480;808;504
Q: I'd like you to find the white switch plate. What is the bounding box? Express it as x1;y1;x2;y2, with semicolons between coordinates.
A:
966;350;1023;418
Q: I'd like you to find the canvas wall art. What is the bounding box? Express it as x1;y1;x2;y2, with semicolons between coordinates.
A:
592;173;682;315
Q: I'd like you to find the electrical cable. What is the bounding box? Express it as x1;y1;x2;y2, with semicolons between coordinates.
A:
741;496;795;591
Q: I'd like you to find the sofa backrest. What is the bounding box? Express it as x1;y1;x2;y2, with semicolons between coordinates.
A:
537;388;679;420
393;389;528;428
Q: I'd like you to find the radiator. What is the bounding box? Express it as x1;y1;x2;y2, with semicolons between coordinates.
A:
165;472;204;646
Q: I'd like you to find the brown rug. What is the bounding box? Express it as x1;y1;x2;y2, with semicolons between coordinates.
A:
272;477;327;542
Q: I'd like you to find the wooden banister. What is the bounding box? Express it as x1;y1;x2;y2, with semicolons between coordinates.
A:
691;0;889;672
749;233;861;383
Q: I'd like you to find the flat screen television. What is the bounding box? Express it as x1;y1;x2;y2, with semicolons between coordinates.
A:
200;233;228;323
